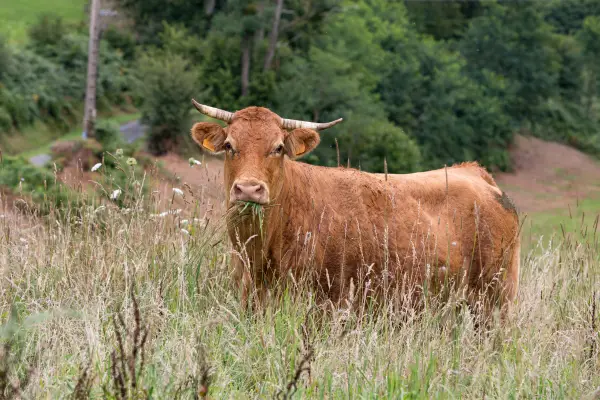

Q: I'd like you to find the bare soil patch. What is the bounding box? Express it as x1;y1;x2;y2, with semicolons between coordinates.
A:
495;135;600;213
153;153;226;219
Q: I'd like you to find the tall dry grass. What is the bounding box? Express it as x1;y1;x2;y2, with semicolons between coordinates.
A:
0;166;599;399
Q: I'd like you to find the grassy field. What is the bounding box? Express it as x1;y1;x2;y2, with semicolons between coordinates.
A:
522;198;600;250
0;0;87;44
0;166;599;399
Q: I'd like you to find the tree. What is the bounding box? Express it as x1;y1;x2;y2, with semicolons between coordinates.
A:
460;2;560;127
544;0;600;34
276;0;421;172
579;16;600;113
136;52;197;154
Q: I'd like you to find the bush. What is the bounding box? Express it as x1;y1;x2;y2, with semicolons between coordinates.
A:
95;120;125;152
103;26;137;61
0;30;136;139
136;51;197;155
0;106;11;132
358;120;421;174
2;49;74;129
0;156;76;214
0;34;12;81
28;13;66;49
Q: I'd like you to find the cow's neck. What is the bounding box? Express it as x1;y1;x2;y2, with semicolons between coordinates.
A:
226;159;316;267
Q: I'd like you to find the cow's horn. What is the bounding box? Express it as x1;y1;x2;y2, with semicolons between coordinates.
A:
281;117;343;131
191;99;234;123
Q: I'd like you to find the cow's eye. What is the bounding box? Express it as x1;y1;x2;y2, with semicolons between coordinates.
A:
224;142;233;152
272;144;284;155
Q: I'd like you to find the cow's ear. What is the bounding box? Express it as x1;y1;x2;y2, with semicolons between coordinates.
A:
284;128;320;159
191;122;227;153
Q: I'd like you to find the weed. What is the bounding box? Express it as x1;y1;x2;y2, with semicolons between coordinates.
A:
103;289;150;400
70;360;94;400
0;308;36;399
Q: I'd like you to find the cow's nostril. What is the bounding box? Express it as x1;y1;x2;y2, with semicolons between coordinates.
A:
255;186;263;194
234;185;243;195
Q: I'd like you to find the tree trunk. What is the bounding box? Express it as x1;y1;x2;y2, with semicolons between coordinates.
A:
204;0;216;16
255;0;265;44
263;0;283;71
241;34;251;97
83;0;101;139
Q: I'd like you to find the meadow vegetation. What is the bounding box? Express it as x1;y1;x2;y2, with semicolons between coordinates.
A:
0;164;599;398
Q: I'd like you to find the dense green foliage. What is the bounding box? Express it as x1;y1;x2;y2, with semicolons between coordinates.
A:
119;0;600;171
0;14;136;151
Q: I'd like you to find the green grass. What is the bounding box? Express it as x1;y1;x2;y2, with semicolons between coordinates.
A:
17;112;141;159
522;198;600;249
0;0;87;44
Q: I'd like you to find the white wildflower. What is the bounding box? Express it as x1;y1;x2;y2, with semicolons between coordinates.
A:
153;209;182;218
181;229;190;235
172;188;184;196
188;157;202;167
91;163;102;172
110;189;122;200
181;219;189;225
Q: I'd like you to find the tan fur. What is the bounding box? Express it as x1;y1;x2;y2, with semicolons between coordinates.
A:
191;107;520;313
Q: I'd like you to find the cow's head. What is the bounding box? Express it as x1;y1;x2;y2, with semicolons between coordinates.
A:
190;100;342;206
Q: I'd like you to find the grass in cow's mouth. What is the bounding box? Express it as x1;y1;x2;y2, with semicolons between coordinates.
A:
226;200;267;238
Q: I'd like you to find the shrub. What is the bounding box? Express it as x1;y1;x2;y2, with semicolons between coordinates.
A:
95;120;125;152
0;156;76;214
103;26;137;61
2;49;74;129
0;106;11;132
0;34;12;81
136;51;197;155
358;120;421;174
28;13;66;49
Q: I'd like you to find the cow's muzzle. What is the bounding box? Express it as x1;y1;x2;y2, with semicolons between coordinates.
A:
230;179;269;205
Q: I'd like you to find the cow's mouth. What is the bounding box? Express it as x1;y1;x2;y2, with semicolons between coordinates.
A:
226;201;267;228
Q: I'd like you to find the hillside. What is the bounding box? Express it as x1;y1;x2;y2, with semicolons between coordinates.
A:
496;135;600;213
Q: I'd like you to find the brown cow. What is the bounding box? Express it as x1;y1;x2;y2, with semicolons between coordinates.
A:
190;100;520;316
